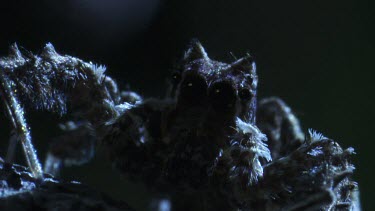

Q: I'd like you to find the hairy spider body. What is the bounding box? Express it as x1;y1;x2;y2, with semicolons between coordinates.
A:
0;41;359;210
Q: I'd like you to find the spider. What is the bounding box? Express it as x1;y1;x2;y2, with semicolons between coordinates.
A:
101;40;360;210
0;41;359;210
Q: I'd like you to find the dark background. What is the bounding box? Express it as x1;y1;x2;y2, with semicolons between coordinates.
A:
0;0;373;210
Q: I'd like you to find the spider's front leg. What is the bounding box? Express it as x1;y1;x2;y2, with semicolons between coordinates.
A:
43;121;96;176
257;97;305;159
210;117;272;207
0;70;43;179
101;97;174;184
241;98;359;210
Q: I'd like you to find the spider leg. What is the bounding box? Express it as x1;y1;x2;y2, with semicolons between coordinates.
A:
44;121;96;176
102;98;173;183
0;70;43;179
257;97;304;159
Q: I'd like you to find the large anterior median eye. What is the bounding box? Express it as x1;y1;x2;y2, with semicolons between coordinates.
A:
171;71;182;85
178;74;208;103
209;81;237;110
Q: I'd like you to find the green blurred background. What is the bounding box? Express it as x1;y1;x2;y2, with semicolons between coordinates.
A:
0;0;373;210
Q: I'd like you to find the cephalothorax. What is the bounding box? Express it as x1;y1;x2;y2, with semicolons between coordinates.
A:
0;41;359;210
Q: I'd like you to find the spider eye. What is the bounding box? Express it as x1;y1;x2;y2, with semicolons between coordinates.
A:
209;81;236;110
178;74;208;103
238;88;252;101
171;71;181;84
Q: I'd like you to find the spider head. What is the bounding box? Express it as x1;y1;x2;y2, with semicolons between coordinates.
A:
169;40;258;124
